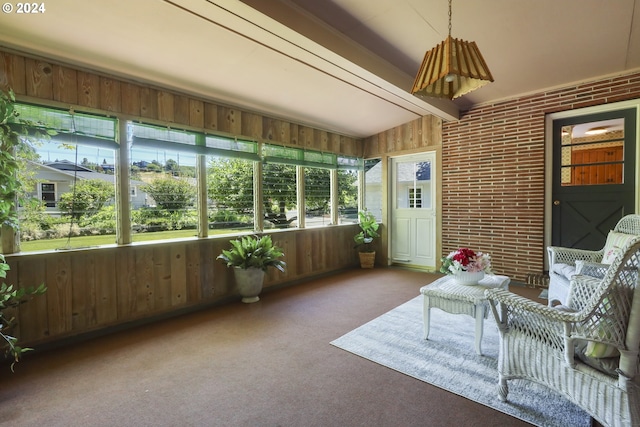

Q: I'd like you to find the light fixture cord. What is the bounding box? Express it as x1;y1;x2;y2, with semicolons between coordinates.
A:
448;0;452;37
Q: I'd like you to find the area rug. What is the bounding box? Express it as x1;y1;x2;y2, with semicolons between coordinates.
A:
330;296;591;427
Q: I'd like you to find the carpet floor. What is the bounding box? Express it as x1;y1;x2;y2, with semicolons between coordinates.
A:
331;295;591;427
0;268;582;426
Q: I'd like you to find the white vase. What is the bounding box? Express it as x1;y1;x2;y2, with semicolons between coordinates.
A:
454;270;485;286
234;267;265;303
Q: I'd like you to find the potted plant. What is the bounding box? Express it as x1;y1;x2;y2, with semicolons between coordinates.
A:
217;234;286;303
440;247;492;285
353;209;380;268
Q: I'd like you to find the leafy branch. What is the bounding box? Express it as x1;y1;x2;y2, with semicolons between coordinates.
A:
1;88;48;370
0;255;46;371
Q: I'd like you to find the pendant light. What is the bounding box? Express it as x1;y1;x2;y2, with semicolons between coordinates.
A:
411;0;493;100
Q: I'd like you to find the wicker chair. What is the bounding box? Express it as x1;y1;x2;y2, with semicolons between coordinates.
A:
486;236;640;427
547;214;640;306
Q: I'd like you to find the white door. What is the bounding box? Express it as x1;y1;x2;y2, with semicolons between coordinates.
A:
390;153;437;269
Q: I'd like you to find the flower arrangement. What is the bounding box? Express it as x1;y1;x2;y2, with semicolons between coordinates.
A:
440;248;492;275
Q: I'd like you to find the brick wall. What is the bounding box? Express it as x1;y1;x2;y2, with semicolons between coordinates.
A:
442;71;640;283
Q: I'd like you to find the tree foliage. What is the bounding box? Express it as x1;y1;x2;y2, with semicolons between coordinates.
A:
304;167;330;213
58;179;115;219
164;158;179;173
207;158;254;214
206;158;358;220
141;177;196;212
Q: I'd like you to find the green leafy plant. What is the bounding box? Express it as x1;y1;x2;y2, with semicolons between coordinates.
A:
353;209;380;253
0;89;24;231
0;88;54;231
0;255;47;370
1;88;49;370
217;235;286;272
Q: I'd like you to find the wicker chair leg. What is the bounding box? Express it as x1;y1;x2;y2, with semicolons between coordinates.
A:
498;377;508;402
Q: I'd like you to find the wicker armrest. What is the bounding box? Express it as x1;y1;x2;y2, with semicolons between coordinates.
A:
485;288;580;323
568;274;609;310
575;260;609;279
547;246;602;266
485;288;583;355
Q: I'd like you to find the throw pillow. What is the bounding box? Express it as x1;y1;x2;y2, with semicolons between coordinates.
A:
575;340;619;378
550;263;576;281
584;340;620;358
583;297;620;359
602;231;636;264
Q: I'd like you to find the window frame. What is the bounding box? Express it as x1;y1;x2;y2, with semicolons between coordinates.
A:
4;102;364;254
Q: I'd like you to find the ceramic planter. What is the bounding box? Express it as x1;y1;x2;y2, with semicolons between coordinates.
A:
453;270;485;286
234;267;265;303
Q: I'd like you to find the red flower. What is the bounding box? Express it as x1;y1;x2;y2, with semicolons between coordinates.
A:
452;248;476;266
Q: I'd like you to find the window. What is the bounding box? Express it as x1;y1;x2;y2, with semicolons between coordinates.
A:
396;160;431;210
205;134;258;234
129;142;198;241
304;166;331;227
15;104;118;252
409;187;423;208
40;183;56;207
129;124;262;241
364;158;382;221
6;102;365;254
206;157;254;233
263;162;298;229
560;119;625;186
337;156;360;224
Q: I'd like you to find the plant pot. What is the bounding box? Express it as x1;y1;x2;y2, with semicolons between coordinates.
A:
358;251;376;269
234;267;265;303
454;270;485;286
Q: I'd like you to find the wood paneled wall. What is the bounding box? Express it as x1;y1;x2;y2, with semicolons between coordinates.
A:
362;115;442;157
5;226;361;347
0;48;367;348
0;49;361;156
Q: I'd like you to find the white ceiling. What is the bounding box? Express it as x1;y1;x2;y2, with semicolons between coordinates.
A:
0;0;638;138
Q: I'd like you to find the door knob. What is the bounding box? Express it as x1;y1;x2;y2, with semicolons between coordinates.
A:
553;200;560;206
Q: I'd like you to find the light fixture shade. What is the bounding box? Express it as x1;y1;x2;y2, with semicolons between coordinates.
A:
585;126;608;135
411;36;494;100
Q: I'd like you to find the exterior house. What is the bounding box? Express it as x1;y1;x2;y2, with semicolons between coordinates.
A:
28;160;149;213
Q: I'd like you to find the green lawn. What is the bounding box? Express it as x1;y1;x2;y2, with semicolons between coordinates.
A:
19;228;246;252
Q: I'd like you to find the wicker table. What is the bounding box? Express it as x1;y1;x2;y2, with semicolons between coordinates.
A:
420;274;510;355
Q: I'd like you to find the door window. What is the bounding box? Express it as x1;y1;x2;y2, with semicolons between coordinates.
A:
409;187;423;208
560;118;624;186
396;161;431;209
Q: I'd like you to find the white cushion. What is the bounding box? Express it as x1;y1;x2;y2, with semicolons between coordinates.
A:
551;263;576;281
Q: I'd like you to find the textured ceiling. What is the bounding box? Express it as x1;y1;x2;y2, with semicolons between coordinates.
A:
0;0;638;138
